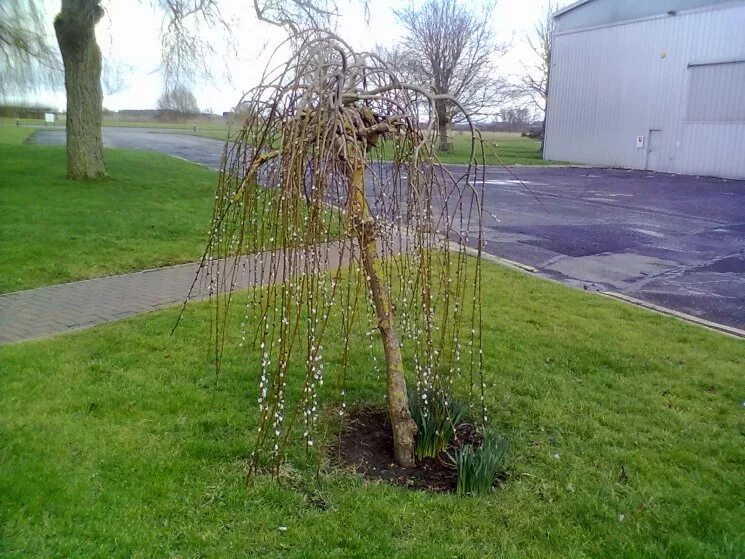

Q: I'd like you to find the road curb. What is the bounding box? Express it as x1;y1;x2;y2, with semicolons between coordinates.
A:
452;243;539;273
456;245;743;339
602;292;745;339
482;253;539;273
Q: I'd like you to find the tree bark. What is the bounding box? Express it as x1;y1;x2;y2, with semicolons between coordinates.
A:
347;157;417;468
54;0;107;179
435;98;453;153
539;66;550;159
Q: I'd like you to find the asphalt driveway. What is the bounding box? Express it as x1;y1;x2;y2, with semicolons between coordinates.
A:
474;166;745;330
32;127;745;330
32;126;227;168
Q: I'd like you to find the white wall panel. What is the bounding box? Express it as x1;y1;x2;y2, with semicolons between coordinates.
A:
687;61;745;122
544;2;745;178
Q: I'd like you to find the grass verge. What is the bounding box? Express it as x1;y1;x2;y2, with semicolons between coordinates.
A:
0;143;216;293
375;131;561;166
4;118;563;166
1;262;743;558
0;123;39;144
440;132;559;166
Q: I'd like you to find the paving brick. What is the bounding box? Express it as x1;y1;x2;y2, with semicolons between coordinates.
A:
0;242;352;345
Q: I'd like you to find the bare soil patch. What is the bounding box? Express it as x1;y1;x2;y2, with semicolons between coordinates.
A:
330;407;481;492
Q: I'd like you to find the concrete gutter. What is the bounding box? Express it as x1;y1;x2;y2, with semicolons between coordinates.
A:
601;292;745;340
453;243;744;340
452;243;539;273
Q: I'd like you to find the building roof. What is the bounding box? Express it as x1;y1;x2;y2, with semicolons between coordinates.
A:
553;0;594;19
552;0;745;32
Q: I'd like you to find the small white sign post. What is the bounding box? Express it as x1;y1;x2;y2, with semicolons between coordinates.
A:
635;135;645;148
44;112;56;127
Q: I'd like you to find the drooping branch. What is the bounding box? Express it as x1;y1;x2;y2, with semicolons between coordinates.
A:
0;0;61;97
195;29;486;474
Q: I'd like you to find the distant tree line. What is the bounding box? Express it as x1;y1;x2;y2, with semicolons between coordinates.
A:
0;105;55;119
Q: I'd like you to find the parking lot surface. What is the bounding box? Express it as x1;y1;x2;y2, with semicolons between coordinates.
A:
33;128;745;330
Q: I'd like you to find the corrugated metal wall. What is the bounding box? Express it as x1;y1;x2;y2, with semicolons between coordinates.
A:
554;0;737;33
543;2;745;179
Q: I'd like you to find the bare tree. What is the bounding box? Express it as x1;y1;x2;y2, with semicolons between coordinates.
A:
395;0;509;152
496;106;533;131
0;1;60;98
194;30;487;471
252;0;338;31
51;0;231;179
514;2;555;151
157;85;200;114
155;0;233;92
372;44;417;80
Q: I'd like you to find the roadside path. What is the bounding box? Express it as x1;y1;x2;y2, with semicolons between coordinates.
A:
0;242;351;345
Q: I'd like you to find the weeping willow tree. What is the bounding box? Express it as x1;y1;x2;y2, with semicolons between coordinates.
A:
198;30;486;472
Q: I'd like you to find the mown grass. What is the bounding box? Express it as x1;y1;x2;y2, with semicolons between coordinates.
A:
0;122;38;144
191;128;557;166
0;131;338;293
1;261;743;558
0;143;216;293
3;115;559;165
103;119;216;129
99;120;557;166
103;119;233;140
446;131;557;166
374;131;559;167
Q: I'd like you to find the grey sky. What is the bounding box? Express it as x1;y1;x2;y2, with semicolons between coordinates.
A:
24;0;570;113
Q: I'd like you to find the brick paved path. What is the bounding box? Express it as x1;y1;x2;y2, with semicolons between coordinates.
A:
0;241;354;345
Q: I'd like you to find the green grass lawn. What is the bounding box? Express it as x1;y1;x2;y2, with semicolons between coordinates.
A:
191;128;555;166
437;131;557;166
3;115;559;165
0;122;38;145
371;131;558;166
1;261;743;558
187;128;554;165
0;139;216;293
108;122;557;165
104;119;233;139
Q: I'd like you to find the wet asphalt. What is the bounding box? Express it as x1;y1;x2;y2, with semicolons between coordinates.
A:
32;127;745;331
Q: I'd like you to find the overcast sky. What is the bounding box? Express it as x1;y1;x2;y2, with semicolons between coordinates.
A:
26;0;571;113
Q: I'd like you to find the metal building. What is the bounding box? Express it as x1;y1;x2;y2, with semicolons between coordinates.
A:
543;0;745;179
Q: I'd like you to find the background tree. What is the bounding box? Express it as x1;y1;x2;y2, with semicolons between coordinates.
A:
395;0;509;152
157;85;200;114
0;1;60;99
52;0;230;179
496;106;533;131
54;0;107;179
514;1;555;153
197;30;486;470
46;0;336;180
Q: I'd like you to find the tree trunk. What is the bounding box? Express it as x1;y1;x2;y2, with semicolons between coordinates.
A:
435;98;453;153
347;158;417;468
539;119;546;158
54;0;107;179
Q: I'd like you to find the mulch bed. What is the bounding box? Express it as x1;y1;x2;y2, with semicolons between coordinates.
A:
330;407;481;492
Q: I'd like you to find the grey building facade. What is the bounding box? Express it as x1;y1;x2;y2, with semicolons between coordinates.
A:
543;0;745;179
